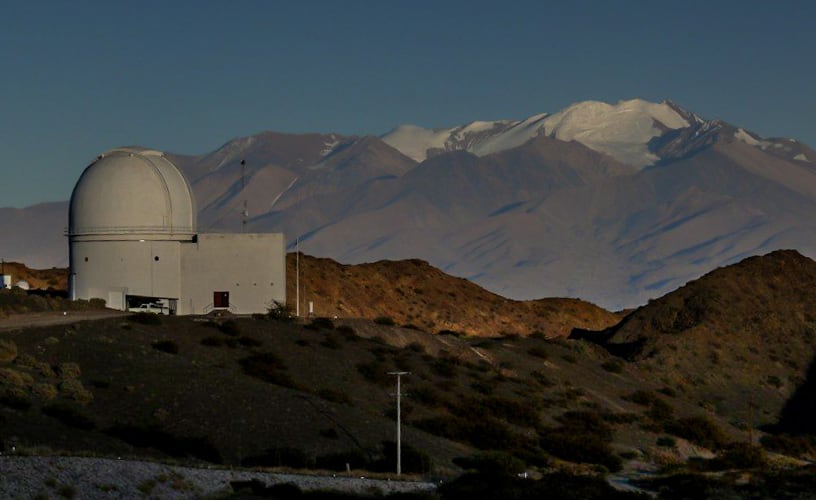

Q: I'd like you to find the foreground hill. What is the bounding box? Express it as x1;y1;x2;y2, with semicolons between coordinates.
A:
578;249;816;430
284;253;619;337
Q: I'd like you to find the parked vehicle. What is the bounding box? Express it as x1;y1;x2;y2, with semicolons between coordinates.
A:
128;303;168;314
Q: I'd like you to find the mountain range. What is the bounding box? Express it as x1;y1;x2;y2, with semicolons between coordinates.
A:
4;98;816;309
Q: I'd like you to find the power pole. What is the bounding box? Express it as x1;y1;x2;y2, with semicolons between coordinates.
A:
389;371;409;475
295;237;300;317
240;159;248;233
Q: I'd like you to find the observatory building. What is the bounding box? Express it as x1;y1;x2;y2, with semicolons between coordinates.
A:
68;147;285;315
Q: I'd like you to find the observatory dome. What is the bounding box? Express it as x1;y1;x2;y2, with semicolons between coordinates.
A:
69;147;196;239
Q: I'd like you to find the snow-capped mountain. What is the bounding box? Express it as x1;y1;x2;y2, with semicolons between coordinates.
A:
5;98;816;310
382;99;694;167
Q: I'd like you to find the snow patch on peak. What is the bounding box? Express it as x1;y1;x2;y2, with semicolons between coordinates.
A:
382;99;691;167
538;99;690;167
794;153;809;162
321;133;340;157
381;125;451;162
734;129;770;149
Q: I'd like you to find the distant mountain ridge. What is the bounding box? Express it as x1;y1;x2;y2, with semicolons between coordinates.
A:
4;98;816;309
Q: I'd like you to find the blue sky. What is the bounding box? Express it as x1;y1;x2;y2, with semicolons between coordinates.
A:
2;0;814;207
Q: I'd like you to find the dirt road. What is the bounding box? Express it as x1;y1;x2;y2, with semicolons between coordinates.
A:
0;309;128;332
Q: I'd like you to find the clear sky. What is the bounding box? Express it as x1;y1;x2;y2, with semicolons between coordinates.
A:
2;0;814;207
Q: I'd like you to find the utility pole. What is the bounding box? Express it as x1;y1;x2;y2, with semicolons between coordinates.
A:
240;160;248;233
389;371;409;475
295;237;300;317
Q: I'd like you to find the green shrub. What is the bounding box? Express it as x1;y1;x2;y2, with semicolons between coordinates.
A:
411;385;445;407
530;370;555;387
371;441;432;475
414;414;519;451
431;358;458;378
151;340;179;354
267;301;294;322
561;354;577;364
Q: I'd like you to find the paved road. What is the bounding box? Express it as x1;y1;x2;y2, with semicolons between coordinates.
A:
0;309;128;332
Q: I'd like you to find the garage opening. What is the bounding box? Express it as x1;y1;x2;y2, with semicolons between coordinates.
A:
126;295;176;315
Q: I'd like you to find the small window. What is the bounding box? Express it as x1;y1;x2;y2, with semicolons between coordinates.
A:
84;257;88;262
154;256;159;262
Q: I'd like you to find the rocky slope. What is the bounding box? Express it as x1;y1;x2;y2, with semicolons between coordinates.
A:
285;253;619;338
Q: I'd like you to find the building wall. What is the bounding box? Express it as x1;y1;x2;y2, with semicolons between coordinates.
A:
179;233;286;315
70;239;182;307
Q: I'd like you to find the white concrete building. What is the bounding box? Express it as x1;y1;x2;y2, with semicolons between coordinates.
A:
68;147;285;315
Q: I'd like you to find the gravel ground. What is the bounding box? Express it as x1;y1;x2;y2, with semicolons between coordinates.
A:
0;455;438;499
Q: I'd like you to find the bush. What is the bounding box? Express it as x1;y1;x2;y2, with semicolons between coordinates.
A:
317;388;352;405
527;347;548;359
237;336;263;347
218;320;241;336
242;446;313;469
539;411;622;472
305;317;334;330
356;361;391;386
657;436;677;448
760;434;816;459
106;424;222;463
624;390;656;406
239;353;297;389
453;451;526;476
315;449;369;471
601;359;624;373
42;403;96;430
413;415;519;451
201;336;225;347
0;388;31;410
0;339;17;362
709;442;766;470
374;316;396;326
152;340;179;354
665;416;730;450
128;312;162;325
267;301;294;322
371;441;432;475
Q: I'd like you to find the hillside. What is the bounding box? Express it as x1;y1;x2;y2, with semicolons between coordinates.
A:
579;249;816;430
0;262;67;291
285;253;620;338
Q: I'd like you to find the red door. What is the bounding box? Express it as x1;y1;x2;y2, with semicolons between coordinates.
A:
213;291;229;308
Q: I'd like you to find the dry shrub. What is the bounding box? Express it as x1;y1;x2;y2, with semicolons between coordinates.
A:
56;362;81;380
31;382;58;401
0;367;31;387
59;379;94;404
0;339;18;362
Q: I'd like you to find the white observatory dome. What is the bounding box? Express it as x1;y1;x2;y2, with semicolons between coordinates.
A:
69;147;196;239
